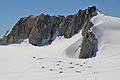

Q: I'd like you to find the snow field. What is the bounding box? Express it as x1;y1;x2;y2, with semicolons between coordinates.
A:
0;12;120;80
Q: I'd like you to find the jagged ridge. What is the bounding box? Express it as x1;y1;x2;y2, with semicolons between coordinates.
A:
0;6;98;59
0;6;96;46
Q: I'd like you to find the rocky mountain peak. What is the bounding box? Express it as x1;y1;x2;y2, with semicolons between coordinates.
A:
0;6;97;48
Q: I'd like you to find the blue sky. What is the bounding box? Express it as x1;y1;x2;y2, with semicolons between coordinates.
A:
0;0;120;36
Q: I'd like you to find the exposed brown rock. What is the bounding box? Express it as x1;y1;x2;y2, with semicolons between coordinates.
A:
79;6;98;58
0;6;98;59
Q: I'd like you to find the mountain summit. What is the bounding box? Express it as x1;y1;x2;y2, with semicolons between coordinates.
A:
0;6;96;45
0;6;98;58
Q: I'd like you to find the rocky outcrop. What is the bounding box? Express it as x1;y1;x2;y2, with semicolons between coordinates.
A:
79;31;98;58
79;6;98;58
0;6;98;58
0;6;97;47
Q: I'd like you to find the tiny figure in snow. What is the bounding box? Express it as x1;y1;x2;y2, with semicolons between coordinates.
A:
33;56;36;58
76;71;81;73
69;66;74;69
69;62;73;64
42;66;45;68
50;69;54;71
59;71;63;73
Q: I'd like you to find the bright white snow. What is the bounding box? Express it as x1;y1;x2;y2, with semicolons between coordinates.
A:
0;12;120;80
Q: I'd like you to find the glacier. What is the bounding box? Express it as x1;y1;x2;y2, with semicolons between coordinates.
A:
0;12;120;80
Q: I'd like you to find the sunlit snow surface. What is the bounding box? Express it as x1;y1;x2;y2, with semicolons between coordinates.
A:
1;12;120;80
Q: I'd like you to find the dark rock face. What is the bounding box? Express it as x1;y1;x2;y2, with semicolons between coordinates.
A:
0;6;97;46
0;6;98;58
79;31;98;58
79;6;98;58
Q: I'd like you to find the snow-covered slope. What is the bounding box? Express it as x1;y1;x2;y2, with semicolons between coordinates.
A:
92;12;120;59
0;12;120;80
0;31;81;59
